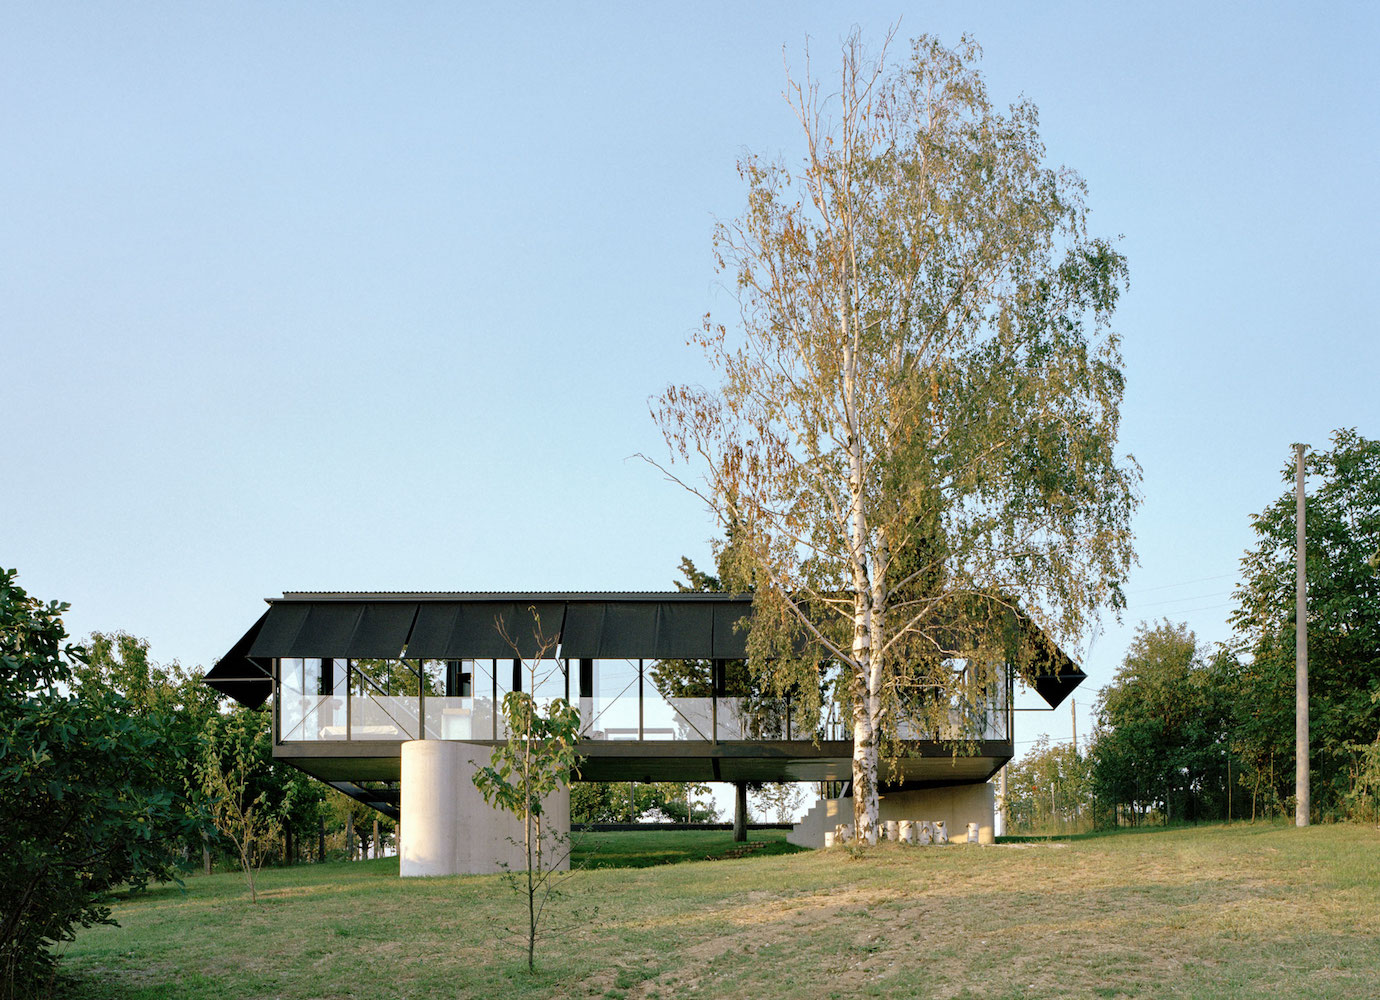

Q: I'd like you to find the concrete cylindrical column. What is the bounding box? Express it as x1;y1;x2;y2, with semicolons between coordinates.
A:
400;740;572;877
400;740;466;877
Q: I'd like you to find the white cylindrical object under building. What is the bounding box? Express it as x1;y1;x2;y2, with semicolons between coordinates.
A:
400;740;466;877
399;740;570;877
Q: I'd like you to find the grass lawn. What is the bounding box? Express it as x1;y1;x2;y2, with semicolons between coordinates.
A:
574;828;803;868
60;822;1380;999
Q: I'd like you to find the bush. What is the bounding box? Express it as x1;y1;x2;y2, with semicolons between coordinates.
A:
0;569;194;998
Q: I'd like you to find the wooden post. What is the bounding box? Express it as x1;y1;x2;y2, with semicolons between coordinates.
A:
373;818;380;859
733;782;747;842
346;812;355;861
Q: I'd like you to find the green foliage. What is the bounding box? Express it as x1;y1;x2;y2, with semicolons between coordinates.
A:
196;708;283;902
78;632;223;857
79;633;339;870
1230;429;1380;819
1085;432;1379;826
328;787;393;860
652;31;1139;838
474;692;583;823
751;781;807;824
1090;621;1233;824
571;781;718;824
1347;731;1380;823
1005;735;1092;833
0;569;194;998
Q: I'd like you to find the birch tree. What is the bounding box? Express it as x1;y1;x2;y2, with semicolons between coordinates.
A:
651;32;1139;843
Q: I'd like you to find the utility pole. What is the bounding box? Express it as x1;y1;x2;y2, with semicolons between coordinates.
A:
1295;442;1310;828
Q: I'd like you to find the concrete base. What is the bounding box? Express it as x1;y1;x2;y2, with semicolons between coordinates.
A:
399;740;570;877
789;781;995;848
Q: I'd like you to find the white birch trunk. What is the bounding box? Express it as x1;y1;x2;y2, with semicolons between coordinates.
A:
843;326;883;845
850;581;877;842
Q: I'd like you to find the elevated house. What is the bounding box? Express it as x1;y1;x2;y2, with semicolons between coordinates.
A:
206;590;1083;873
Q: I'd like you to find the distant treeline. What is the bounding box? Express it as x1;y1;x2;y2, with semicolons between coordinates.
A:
1005;431;1380;833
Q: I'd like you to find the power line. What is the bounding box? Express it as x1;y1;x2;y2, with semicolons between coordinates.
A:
1127;589;1233;610
1125;571;1237;596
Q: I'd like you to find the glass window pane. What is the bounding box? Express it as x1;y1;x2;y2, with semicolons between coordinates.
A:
472;659;495;740
528;658;567;711
646;658;711;740
349;694;418;740
280;658;304;695
349;660;419;739
422;659;476;739
586;659;639;740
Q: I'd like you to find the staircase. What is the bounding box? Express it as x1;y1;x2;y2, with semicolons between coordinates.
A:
789;795;853;848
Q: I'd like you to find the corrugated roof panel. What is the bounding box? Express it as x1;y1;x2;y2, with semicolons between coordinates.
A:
405;601;565;659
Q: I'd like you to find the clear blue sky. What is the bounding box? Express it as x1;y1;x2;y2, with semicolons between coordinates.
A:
4;2;1377;760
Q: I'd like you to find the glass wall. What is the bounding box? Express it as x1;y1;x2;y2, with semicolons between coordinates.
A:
645;658;712;740
279;658;347;740
349;659;419;740
422;659;478;740
892;660;1011;742
275;656;1011;745
582;659;639;739
486;657;570;739
716;696;790;740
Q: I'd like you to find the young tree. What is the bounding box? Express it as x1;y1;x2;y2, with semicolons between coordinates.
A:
472;614;583;974
651;32;1138;841
1230;429;1380;818
197;708;282;902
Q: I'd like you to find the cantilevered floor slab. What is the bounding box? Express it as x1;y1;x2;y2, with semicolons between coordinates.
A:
278;738;1011;787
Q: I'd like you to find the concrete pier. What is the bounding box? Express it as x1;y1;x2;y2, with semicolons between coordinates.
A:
399;740;570;876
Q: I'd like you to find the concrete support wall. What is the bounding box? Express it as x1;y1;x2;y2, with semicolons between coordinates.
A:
399;740;570;877
789;781;995;848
